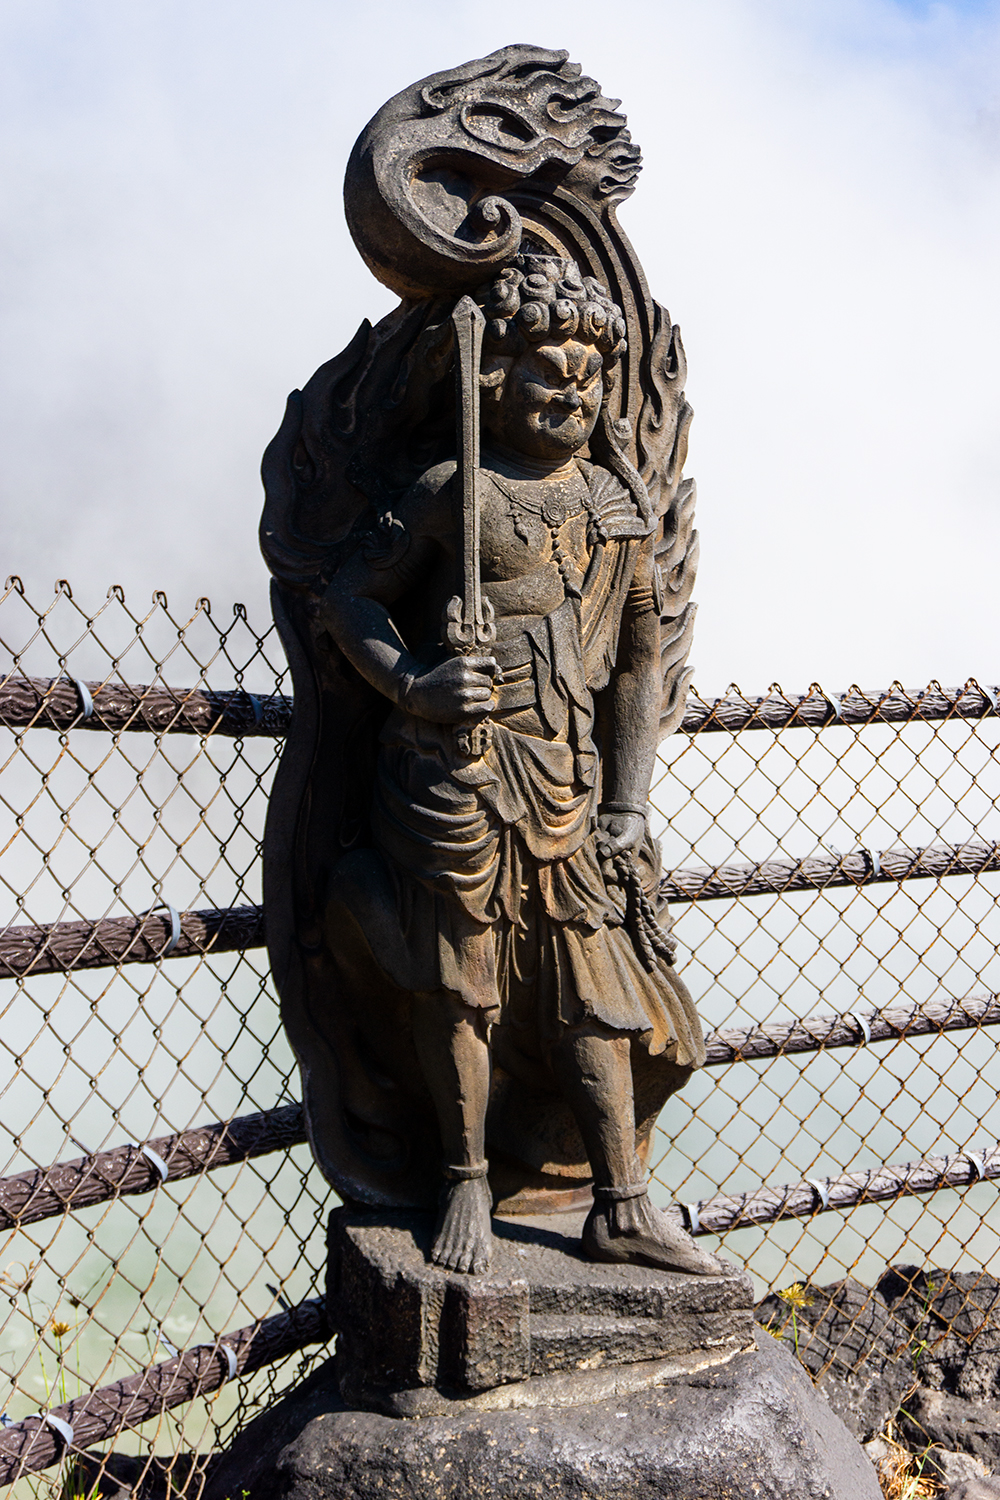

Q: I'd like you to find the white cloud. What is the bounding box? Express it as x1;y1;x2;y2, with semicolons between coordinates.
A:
1;0;998;693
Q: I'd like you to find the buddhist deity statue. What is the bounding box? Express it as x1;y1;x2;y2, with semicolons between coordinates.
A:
260;44;718;1278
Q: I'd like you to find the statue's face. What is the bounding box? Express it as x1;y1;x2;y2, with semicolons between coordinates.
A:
481;338;604;462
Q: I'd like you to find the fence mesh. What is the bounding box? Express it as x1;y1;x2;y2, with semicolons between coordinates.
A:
1;575;998;1494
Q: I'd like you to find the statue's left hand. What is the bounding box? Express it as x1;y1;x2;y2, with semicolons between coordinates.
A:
596;812;646;864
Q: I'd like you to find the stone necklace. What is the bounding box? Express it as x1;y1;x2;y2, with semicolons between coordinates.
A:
486;469;599;601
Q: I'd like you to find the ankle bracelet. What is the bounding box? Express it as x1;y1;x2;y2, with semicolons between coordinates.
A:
593;1181;649;1202
442;1161;490;1182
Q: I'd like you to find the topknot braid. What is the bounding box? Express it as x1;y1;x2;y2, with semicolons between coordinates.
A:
477;256;627;365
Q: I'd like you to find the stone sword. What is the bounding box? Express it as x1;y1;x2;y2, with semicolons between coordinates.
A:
443;294;497;758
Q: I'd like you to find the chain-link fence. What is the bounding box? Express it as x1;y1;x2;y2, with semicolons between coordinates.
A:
1;574;998;1494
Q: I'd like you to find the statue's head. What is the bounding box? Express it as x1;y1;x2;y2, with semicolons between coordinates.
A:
476;256;627;463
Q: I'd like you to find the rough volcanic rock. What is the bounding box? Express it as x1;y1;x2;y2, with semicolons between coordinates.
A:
926;1446;999;1493
878;1266;1000;1402
204;1329;879;1500
898;1387;1000;1470
755;1275;913;1441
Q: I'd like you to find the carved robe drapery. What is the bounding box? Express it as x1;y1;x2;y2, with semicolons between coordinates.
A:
366;459;702;1069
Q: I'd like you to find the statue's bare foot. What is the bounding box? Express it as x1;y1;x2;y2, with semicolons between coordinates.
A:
431;1177;493;1274
582;1189;726;1276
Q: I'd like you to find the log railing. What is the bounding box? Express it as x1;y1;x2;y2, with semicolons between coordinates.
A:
1;992;996;1234
3;841;997;982
2;674;998;739
0;1299;328;1486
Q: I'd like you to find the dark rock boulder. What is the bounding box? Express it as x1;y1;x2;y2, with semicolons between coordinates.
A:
205;1329;879;1500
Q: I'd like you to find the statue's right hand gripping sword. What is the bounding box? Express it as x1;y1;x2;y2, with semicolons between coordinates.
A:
444;295;496;760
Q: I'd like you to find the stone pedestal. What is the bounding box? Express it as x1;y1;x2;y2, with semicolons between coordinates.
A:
203;1208;880;1498
204;1329;881;1500
326;1206;755;1415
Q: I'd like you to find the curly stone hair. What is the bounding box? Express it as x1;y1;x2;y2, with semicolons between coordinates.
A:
477;255;627;365
473;254;653;527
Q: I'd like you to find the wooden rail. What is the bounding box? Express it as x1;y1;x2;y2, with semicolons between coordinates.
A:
704;990;1000;1065
681;1142;1000;1238
0;904;264;979
0;1298;328;1486
0;676;291;738
658;840;1000;904
0;1105;304;1230
2;675;997;738
3;842;996;982
1;991;997;1233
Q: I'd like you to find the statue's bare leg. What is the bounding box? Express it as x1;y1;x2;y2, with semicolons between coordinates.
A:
411;990;494;1274
550;1028;725;1276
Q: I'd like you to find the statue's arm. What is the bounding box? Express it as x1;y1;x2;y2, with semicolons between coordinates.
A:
317;480;499;724
596;536;661;859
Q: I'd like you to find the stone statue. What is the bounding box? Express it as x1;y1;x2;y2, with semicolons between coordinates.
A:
260;44;720;1280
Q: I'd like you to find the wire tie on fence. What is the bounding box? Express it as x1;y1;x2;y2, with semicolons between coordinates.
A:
965;1150;988;1181
685;1202;701;1235
849;1010;872;1045
806;1179;830;1211
157;1328;179;1358
266;1282;292;1312
250;693;263;728
43;1414;73;1447
218;1342;239;1382
826;693;844;722
862;848;882;881
983;686;999;714
63;676;94;721
127;1141;169;1182
146;902;181;956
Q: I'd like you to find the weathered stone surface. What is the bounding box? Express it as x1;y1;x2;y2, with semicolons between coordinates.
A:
949;1481;1000;1500
879;1265;1000;1401
898;1388;1000;1470
204;1329;880;1500
755;1274;914;1440
329;1206;754;1410
927;1446;998;1491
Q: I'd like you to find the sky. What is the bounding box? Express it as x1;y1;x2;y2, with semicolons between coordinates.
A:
1;0;998;696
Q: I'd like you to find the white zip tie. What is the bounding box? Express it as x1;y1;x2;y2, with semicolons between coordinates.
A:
127;1141;169;1182
849;1010;872;1045
0;1414;12;1428
806;1179;830;1211
865;848;882;879
44;1414;74;1446
146;902;181;956
966;1150;988;1181
157;1328;179;1358
218;1343;238;1381
65;676;94;721
827;694;844;722
140;1145;170;1182
982;686;998;714
685;1203;701;1235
